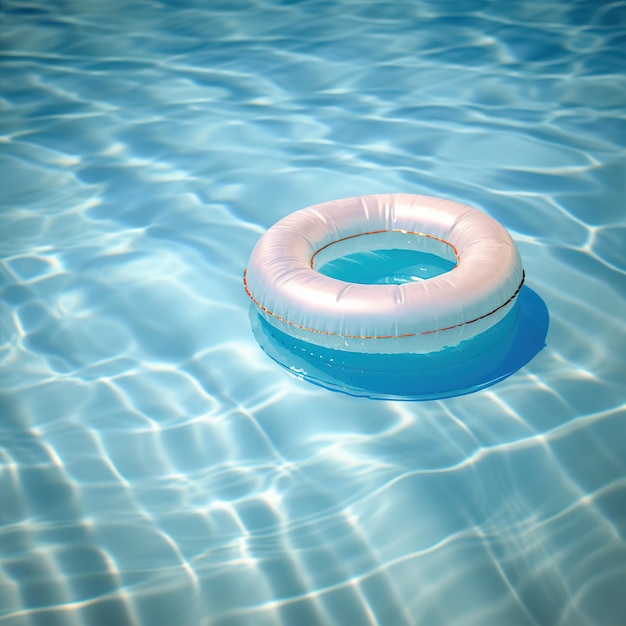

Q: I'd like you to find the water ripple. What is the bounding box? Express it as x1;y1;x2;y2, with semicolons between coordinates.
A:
1;0;625;624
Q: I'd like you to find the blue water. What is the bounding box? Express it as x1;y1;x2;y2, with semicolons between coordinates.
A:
1;1;625;625
318;249;456;284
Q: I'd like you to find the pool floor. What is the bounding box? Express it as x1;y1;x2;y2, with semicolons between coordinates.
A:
1;0;625;624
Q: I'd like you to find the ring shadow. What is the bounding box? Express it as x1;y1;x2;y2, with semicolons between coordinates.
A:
249;285;549;401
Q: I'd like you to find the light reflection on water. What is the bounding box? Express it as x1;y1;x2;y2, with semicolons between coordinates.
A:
1;0;625;625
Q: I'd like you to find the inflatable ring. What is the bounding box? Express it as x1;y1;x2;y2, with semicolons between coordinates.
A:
244;194;524;354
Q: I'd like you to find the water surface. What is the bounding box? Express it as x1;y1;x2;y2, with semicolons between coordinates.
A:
1;1;625;625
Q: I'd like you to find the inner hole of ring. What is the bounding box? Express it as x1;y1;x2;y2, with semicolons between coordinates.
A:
312;230;458;285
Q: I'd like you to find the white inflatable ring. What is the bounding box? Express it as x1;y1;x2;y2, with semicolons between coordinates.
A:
244;194;524;354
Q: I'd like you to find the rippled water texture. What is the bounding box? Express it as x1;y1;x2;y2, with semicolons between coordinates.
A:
1;1;625;625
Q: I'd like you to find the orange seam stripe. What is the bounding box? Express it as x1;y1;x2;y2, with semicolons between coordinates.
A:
243;269;525;340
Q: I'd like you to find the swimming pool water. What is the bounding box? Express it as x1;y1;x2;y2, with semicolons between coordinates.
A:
318;248;456;284
1;1;625;625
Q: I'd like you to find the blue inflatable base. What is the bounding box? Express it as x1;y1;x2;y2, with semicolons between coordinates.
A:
249;285;549;401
